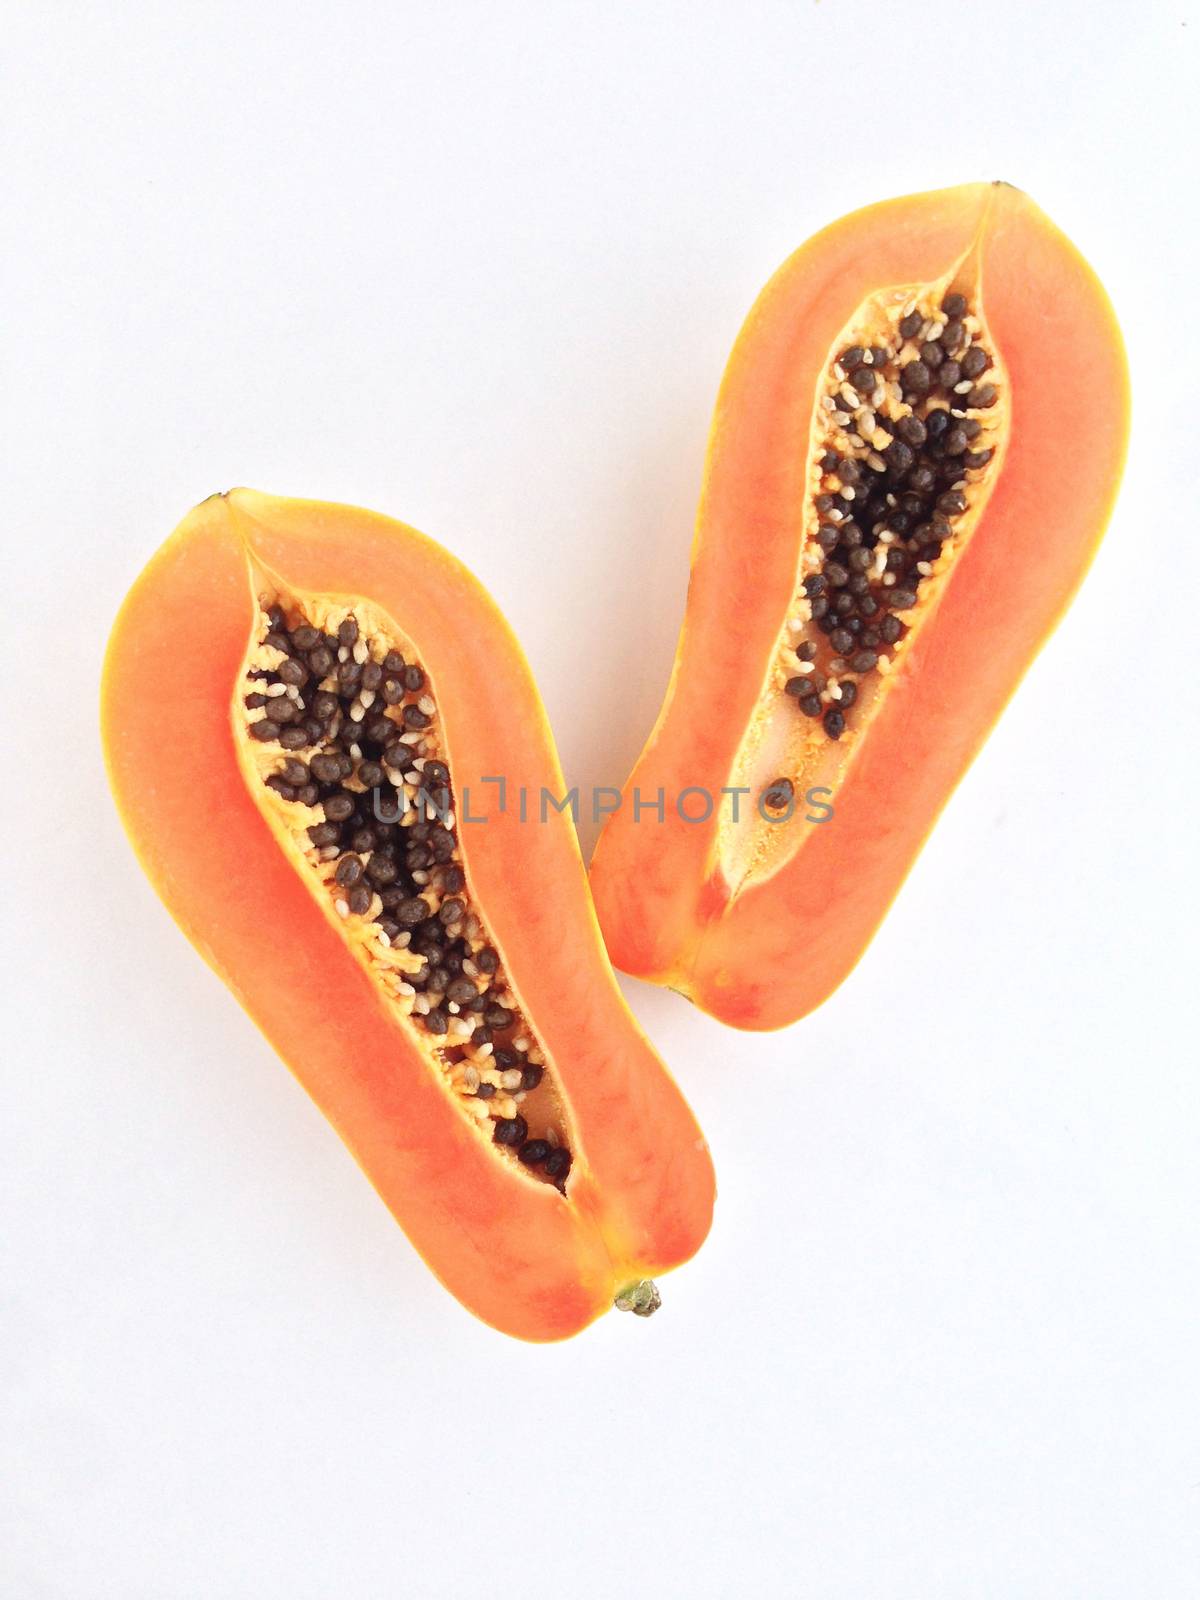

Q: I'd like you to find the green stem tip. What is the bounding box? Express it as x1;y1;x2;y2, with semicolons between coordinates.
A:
613;1279;662;1319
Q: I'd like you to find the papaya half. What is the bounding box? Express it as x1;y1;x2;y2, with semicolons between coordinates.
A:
590;183;1129;1030
102;490;715;1340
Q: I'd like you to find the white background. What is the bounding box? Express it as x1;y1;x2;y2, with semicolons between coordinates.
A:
4;3;1197;1595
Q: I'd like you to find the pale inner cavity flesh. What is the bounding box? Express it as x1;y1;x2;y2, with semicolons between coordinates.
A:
236;591;573;1189
718;276;1007;890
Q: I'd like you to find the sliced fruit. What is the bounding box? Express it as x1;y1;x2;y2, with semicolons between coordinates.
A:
590;184;1129;1030
103;489;715;1338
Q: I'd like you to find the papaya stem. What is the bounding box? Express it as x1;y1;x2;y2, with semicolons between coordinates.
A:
613;1279;662;1318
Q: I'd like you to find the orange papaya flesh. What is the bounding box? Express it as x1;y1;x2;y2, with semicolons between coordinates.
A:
590;184;1129;1031
102;490;715;1340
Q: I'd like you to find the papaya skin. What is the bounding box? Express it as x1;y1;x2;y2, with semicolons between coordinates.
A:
589;183;1130;1031
102;490;715;1340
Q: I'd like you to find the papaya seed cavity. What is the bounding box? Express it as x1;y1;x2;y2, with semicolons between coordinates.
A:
723;277;1006;887
237;594;574;1190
